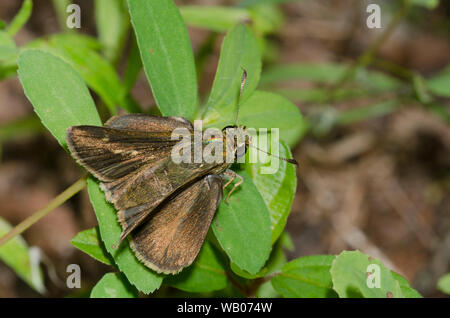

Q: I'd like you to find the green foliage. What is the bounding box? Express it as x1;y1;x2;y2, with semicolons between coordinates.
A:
427;65;450;98
87;177;163;294
91;273;138;298
331;251;411;298
9;0;426;299
0;217;45;293
212;170;272;275
17;49;102;149
6;0;32;37
272;255;337;298
128;0;198;119
245;140;296;243
410;0;440;9
94;0;130;64
180;6;249;32
437;273;450;295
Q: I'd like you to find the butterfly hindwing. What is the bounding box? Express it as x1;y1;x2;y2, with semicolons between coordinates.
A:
129;174;223;274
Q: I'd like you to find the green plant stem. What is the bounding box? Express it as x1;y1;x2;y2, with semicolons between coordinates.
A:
329;0;411;98
0;175;87;248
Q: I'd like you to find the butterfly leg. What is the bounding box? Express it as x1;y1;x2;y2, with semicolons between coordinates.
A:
221;169;243;204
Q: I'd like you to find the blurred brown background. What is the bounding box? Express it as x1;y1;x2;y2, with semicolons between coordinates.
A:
0;0;449;297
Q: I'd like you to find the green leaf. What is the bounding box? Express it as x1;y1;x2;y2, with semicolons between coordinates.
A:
180;6;250;32
51;0;72;31
205;90;306;147
411;0;440;9
391;271;422;298
17;49;102;149
413;74;433;103
0;116;43;142
95;0;130;63
6;0;32;37
128;0;198;119
87;178;163;294
260;63;347;86
330;250;403;298
248;3;284;35
165;241;227;293
271;255;338;298
0;217;45;293
427;65;450;98
336;100;399;126
245;140;296;243
202;24;261;121
437;273;450;295
212;171;271;275
0;31;18;61
261;63;401;93
91;273;138;298
71;227;113;266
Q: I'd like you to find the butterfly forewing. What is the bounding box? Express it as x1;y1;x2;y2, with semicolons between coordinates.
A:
129;174;223;274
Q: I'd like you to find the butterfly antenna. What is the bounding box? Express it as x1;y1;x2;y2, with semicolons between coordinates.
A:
250;145;298;165
235;68;247;127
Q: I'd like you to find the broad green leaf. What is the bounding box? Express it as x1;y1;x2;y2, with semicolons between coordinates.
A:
128;0;198;119
91;273;138;298
231;237;287;279
87;178;163;294
41;35;138;113
202;24;261;121
391;271;422;298
245;140;296;243
180;6;250;32
95;0;130;63
271;255;338;298
411;0;440;9
426;103;450;123
437;273;450;295
205;90;306;147
51;0;72;31
427;65;450;98
331;250;403;298
71;227;113;266
124;35;142;92
261;63;401;93
212;171;271;274
17;49;102;149
165;241;227;293
6;0;32;37
0;217;45;293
